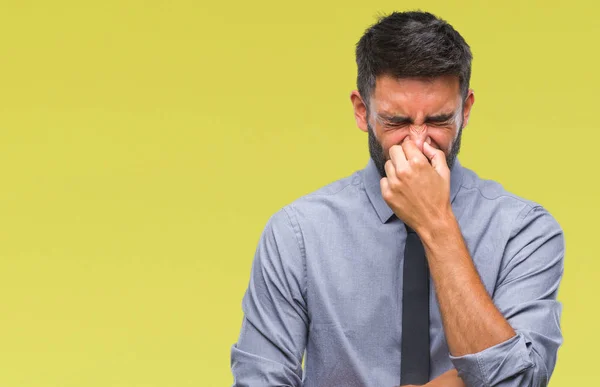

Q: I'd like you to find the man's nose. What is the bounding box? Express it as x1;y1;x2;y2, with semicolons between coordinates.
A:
407;125;431;152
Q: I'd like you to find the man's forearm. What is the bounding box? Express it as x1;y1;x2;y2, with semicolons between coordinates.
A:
400;369;465;387
428;369;465;387
417;213;515;357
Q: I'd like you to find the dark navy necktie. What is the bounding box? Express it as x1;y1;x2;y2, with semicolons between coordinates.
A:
400;225;430;385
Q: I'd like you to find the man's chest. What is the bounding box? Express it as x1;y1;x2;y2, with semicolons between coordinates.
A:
302;213;507;327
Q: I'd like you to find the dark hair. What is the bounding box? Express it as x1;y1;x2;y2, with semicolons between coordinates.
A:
355;11;472;108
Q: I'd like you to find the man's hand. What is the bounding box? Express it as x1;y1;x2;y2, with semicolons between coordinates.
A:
425;369;465;387
399;368;466;387
380;139;452;234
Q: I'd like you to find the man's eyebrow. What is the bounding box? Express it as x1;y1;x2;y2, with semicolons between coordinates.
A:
426;112;455;123
378;114;413;124
378;112;456;124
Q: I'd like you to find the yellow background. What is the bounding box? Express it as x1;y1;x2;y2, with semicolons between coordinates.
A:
0;1;597;385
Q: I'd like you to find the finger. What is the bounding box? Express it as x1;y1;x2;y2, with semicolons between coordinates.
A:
380;176;389;198
401;138;428;167
388;144;407;172
423;142;450;178
384;159;400;184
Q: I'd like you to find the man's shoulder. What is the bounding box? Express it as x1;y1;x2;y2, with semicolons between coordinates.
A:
273;167;365;226
459;164;541;210
458;163;561;231
289;168;362;205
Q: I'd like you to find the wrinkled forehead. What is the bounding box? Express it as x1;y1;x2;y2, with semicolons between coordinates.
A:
369;75;462;118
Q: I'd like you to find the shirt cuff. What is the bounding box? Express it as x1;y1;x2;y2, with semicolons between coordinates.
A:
449;333;534;386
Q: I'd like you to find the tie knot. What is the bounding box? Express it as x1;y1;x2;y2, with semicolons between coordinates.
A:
405;224;416;234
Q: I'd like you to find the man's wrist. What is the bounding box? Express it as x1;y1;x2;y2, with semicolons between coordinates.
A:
416;206;458;247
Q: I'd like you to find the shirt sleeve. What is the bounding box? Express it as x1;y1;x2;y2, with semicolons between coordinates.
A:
230;207;308;387
449;205;565;387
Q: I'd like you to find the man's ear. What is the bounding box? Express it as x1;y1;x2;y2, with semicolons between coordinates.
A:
461;89;475;128
350;90;369;133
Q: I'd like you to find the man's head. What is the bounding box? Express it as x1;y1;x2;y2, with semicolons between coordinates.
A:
350;11;475;177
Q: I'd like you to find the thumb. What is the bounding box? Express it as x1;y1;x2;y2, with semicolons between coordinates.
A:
423;142;449;177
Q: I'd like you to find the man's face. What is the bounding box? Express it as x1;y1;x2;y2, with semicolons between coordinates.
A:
353;75;474;178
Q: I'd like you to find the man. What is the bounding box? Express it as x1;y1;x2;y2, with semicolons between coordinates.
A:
230;11;564;387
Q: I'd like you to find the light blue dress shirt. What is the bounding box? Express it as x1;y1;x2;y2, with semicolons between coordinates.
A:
231;157;564;387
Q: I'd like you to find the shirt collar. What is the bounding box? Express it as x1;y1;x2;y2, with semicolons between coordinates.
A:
361;157;465;224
